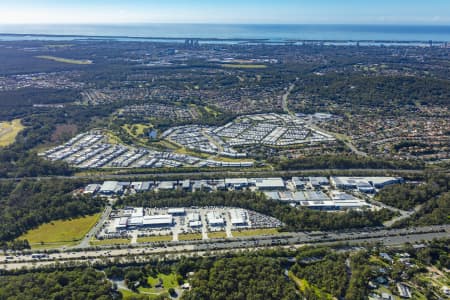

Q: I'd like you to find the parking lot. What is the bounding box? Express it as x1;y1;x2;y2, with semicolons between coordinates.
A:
95;207;283;243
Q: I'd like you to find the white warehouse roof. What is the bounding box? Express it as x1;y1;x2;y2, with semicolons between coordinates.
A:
229;209;247;225
254;177;285;189
207;211;224;225
143;215;173;226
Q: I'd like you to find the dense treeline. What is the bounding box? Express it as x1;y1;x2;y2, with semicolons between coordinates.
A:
182;256;298;300
394;192;450;227
0;103;119;177
0;88;81;107
294;75;450;109
376;175;449;210
275;154;424;170
414;239;450;269
0;268;114;300
292;252;349;298
117;190;395;232
0;179;104;243
345;251;372;300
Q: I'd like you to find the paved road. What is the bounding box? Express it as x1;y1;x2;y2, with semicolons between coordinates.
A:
307;120;368;157
1;225;448;271
282;82;296;115
74;206;112;249
0;168;427;183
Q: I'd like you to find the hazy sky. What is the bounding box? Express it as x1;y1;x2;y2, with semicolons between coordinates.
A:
0;0;449;25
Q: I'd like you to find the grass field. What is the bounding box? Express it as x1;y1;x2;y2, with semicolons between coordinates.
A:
178;233;203;241
36;55;93;64
221;64;267;69
208;231;227;239
122;123;152;138
120;289;168;300
175;147;211;159
20;213;101;248
289;272;334;300
146;273;180;290
0;119;24;147
90;238;131;246
119;273;180;299
232;228;279;238
211;155;255;163
137;235;173;243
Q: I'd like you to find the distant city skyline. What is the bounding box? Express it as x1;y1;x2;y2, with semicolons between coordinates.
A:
0;0;449;25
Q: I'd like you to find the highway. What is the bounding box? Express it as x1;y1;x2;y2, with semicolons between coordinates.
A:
0;168;427;182
1;225;448;271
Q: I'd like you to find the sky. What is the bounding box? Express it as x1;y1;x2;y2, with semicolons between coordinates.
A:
0;0;449;25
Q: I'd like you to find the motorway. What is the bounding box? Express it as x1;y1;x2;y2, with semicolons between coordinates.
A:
0;168;427;182
1;225;448;271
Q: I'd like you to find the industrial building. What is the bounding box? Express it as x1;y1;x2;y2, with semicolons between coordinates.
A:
229;209;248;226
187;212;202;228
330;176;403;192
308;177;329;188
207;211;225;227
291;177;306;189
130;181;152;192
83;184;100;194
168;208;186;216
123;214;173;229
254;177;285;190
99;181;123;195
225;178;249;189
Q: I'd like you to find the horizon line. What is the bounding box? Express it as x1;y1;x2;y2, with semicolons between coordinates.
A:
1;22;450;26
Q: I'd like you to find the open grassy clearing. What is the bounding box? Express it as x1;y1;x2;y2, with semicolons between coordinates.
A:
369;255;391;268
203;106;221;117
211;155;255;163
122;123;152;138
140;272;180;293
36;55;93;65
137;235;173;243
28;241;79;250
178;233;203;241
175;147;211;159
221;64;267;69
208;231;227;239
232;228;280;237
90;238;131;246
0;119;24;147
19;213;101;248
120;289;170;300
289;271;334;300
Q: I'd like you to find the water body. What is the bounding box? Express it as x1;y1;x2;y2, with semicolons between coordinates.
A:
0;24;449;43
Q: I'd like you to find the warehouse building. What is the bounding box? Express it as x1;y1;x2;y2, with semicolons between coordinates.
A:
83;184;101;195
229;209;248;226
99;181;123;195
330;176;403;192
291;177;306;189
308;177;329;188
168;208;186;216
207;211;225;227
142;215;173;228
187;212;202;228
114;217;128;230
254;177;285;190
225;178;249;190
130;181;152;192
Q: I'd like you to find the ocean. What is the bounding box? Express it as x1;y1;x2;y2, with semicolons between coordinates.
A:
0;24;449;44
